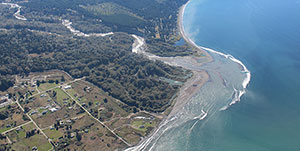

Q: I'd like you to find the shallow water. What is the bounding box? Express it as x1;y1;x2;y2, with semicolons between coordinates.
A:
128;0;300;150
179;0;300;150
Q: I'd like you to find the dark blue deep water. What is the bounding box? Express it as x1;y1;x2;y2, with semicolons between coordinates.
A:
182;0;300;150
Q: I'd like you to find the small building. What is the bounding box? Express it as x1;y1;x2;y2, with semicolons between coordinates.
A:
63;85;72;90
40;94;47;97
70;132;76;138
139;125;145;129
0;98;8;104
30;111;38;115
42;110;48;115
65;120;72;123
49;108;57;112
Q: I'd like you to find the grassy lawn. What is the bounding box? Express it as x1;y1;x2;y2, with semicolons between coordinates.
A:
38;83;58;91
0;104;30;134
8;123;52;151
131;120;156;133
105;100;128;117
66;88;78;99
44;128;63;140
53;88;71;106
0;127;10;133
0;106;8;112
115;125;142;145
11;134;52;151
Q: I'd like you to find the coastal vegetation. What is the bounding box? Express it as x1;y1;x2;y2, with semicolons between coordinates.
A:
0;29;189;112
0;0;194;149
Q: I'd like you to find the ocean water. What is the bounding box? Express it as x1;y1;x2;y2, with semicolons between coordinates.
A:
181;0;300;150
128;0;300;150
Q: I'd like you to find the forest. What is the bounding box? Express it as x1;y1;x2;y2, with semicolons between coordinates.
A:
0;0;192;112
0;29;189;112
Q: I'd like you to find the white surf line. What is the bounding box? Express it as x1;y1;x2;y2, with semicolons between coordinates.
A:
1;2;27;21
193;109;208;120
179;0;251;110
61;19;113;37
200;46;251;111
125;113;179;151
182;24;251;111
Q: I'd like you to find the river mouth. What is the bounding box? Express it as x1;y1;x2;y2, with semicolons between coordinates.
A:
160;0;300;150
126;0;251;150
132;49;248;150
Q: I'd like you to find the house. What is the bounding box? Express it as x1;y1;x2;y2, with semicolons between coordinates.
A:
40;94;47;97
139;125;145;129
70;132;76;138
16;127;22;132
32;146;38;151
49;108;57;112
30;111;37;115
63;85;72;90
0;95;9;102
42;110;48;115
65;120;72;123
0;98;8;104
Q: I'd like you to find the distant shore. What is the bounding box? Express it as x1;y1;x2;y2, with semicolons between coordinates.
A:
168;1;212;117
178;0;213;62
126;1;214;150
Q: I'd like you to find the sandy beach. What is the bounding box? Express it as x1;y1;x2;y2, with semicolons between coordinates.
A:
177;1;213;63
127;1;214;150
168;1;213;117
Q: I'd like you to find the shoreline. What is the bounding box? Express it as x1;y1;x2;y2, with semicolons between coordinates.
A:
126;1;213;150
178;1;213;63
177;0;251;111
168;0;213;117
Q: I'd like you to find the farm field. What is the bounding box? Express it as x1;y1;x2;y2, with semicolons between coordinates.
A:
0;70;164;150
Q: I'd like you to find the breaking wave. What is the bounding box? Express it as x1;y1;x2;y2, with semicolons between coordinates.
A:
185;39;251;110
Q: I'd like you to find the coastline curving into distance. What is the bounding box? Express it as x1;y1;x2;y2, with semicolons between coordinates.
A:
179;0;251;111
126;0;252;150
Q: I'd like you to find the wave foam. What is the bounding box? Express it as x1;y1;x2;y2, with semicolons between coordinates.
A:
186;41;251;110
193;109;208;120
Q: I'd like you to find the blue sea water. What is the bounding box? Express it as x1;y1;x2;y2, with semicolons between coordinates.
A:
181;0;300;150
129;0;300;150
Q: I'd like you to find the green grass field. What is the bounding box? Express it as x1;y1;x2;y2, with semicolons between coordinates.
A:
66;88;78;99
131;120;156;132
53;88;71;106
38;83;58;91
44;128;63;140
0;127;10;133
8;123;52;151
11;134;52;151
